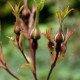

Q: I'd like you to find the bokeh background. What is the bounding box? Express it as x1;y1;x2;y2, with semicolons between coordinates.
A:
0;0;80;80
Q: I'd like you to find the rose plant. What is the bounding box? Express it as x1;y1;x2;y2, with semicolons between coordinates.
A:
0;0;75;80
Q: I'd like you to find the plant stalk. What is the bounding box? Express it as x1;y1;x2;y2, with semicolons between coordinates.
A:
16;36;29;63
6;67;20;80
28;39;38;80
47;52;59;80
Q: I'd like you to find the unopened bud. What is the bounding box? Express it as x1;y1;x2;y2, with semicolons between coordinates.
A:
14;25;21;36
22;6;31;19
30;27;41;40
54;30;65;43
48;41;54;49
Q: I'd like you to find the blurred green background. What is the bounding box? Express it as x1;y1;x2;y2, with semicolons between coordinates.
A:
0;0;80;80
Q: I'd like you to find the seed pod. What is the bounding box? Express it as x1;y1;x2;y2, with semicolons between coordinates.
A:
30;27;41;40
54;30;65;43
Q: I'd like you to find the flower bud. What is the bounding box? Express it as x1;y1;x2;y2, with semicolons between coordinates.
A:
48;40;54;49
30;27;41;40
22;0;31;18
54;30;65;43
14;25;21;36
22;6;31;19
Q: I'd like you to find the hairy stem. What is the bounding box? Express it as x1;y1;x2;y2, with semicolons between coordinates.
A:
6;67;20;80
47;52;59;80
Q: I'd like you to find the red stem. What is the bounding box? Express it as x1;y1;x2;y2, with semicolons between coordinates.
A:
6;67;20;80
16;36;29;63
47;52;59;80
28;39;38;80
33;71;38;80
33;50;36;72
18;44;29;64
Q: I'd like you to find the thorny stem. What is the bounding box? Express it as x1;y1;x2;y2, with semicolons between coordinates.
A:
28;39;38;80
47;52;59;80
16;36;29;63
6;67;20;80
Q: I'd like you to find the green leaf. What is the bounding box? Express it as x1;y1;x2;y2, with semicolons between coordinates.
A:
7;36;18;48
63;8;74;20
18;64;33;71
56;11;61;19
60;9;63;17
34;0;45;11
18;5;24;14
8;2;14;11
61;7;74;22
19;31;23;50
15;4;19;14
56;53;73;65
62;7;68;18
25;55;32;64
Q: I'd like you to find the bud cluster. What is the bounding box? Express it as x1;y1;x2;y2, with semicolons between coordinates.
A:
0;1;75;80
42;7;74;67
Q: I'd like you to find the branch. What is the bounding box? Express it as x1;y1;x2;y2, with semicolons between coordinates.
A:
16;36;29;64
47;52;59;80
6;67;20;80
28;39;38;80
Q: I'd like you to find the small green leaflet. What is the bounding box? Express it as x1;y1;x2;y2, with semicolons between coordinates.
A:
34;0;45;11
18;64;33;71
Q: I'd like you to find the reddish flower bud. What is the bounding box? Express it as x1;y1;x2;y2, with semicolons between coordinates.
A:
54;30;65;43
48;40;54;49
14;25;21;36
30;27;41;40
22;7;31;18
22;0;31;18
